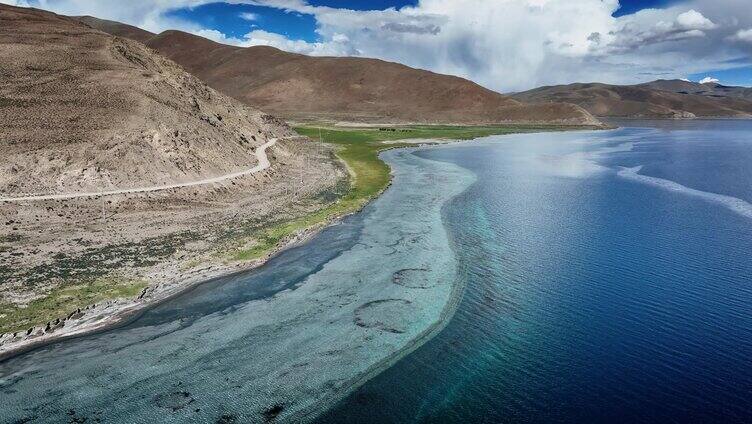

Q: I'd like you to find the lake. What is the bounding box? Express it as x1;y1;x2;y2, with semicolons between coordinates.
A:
322;120;752;423
2;121;752;423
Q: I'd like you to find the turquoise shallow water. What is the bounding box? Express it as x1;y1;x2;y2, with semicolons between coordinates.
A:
0;147;474;423
3;121;752;423
321;120;752;423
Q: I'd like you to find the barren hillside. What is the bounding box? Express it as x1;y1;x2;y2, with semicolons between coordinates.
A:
1;5;295;195
77;18;600;126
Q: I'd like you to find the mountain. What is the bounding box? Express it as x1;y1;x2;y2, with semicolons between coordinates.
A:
512;80;752;119
1;5;294;195
75;17;600;126
639;80;752;102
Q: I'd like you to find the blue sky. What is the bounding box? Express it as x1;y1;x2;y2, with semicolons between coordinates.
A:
310;0;416;9
167;1;421;42
167;3;319;41
170;0;681;41
172;1;678;40
689;66;752;86
9;0;752;89
157;0;751;87
613;0;674;16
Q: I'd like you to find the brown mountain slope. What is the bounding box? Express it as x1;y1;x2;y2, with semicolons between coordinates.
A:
76;17;600;126
512;81;752;119
0;5;295;195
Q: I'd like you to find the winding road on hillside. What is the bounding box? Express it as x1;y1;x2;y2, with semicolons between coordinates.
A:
0;138;278;203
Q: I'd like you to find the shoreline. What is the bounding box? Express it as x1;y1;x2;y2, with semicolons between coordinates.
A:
0;139;404;361
293;150;474;422
0;139;479;423
0;125;603;361
599;116;752;120
0;126;615;424
0;194;378;362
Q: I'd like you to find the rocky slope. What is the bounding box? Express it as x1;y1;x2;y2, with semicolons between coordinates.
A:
76;17;600;126
512;80;752;119
1;5;295;195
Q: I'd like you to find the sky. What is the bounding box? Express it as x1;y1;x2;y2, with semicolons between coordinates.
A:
3;0;751;91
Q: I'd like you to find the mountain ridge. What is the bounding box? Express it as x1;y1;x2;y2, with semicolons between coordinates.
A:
75;16;601;126
512;79;752;119
640;80;752;101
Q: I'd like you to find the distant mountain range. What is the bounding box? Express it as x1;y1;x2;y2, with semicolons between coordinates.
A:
75;16;600;126
640;80;752;101
512;80;752;119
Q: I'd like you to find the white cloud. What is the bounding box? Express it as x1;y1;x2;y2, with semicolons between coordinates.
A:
191;28;239;44
676;9;716;30
188;27;354;56
699;76;719;84
234;29;355;55
600;7;719;54
239;12;258;21
331;33;349;43
730;28;752;43
11;0;752;91
0;0;31;6
238;0;746;90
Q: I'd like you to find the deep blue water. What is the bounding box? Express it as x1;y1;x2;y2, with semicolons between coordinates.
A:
321;121;752;423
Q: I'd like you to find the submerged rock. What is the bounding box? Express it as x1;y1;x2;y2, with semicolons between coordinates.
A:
153;391;195;412
261;404;285;422
353;299;415;334
215;413;237;424
392;267;433;289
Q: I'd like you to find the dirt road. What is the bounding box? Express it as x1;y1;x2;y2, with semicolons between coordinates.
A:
0;138;278;202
